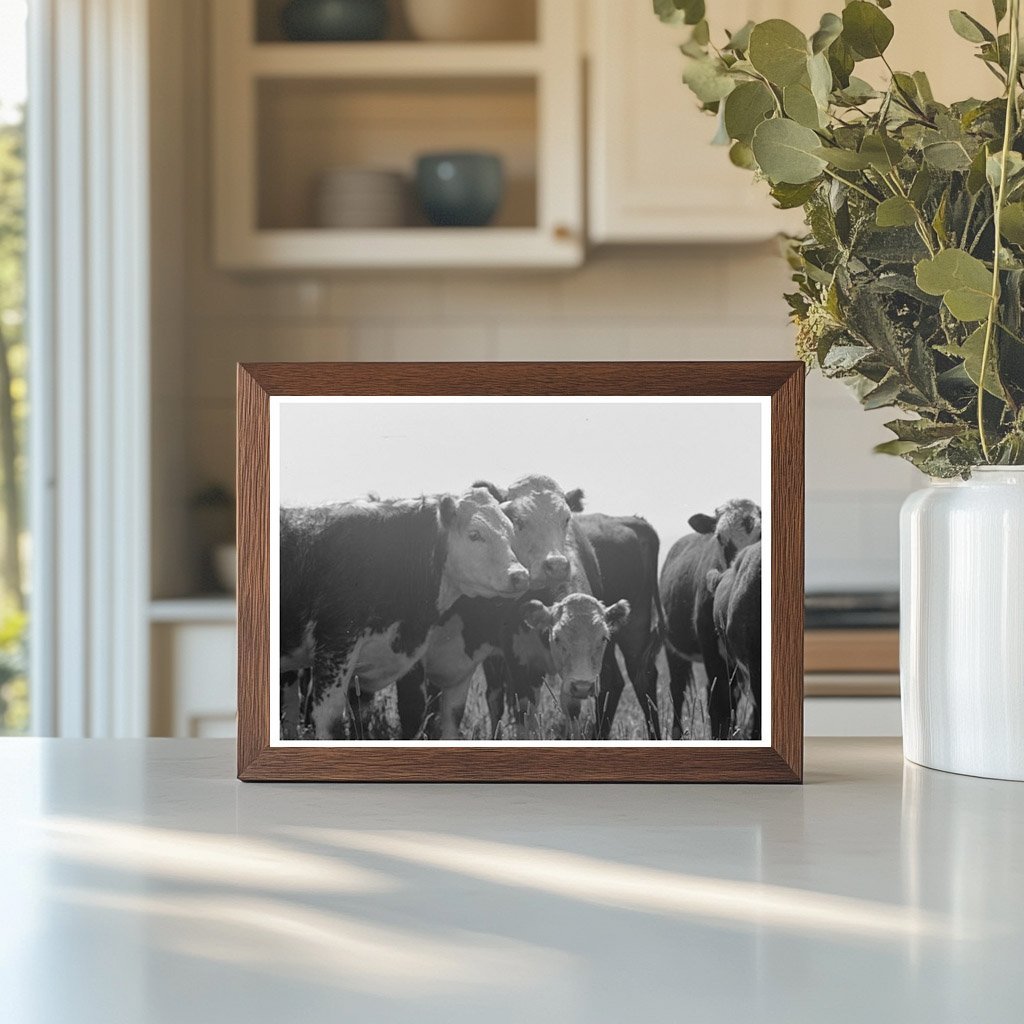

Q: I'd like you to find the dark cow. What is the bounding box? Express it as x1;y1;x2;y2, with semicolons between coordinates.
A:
574;514;665;739
708;540;762;738
660;499;761;740
279;489;528;740
395;474;600;739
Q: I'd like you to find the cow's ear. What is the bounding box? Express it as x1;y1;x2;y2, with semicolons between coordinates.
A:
688;513;717;534
522;600;554;631
472;480;506;503
438;495;458;526
566;487;585;512
604;599;630;633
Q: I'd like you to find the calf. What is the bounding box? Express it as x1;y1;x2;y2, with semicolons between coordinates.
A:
574;514;665;739
707;541;762;739
660;499;761;740
516;594;631;728
279;489;528;739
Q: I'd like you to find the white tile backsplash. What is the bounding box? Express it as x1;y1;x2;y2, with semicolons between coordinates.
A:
181;250;916;592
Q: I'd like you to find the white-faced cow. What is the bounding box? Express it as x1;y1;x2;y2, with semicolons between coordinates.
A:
707;540;762;738
514;593;631;727
395;474;601;739
279;488;528;740
660;499;761;740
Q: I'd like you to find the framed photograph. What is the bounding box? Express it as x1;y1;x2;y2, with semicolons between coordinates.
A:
237;362;804;782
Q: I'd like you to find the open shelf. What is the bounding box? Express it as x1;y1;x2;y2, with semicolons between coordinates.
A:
212;0;582;269
257;76;538;232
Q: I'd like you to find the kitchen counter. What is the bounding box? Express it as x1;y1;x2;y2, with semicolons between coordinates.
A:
1;738;1019;1023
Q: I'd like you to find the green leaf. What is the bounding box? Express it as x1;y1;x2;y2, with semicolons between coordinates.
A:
723;81;775;144
915;249;994;322
653;0;705;26
748;20;809;86
729;140;757;169
771;180;820;209
876;197;918;228
842;1;895;59
724;20;755;53
874;439;922;455
1000;203;1024;245
938;325;1006;397
682;57;736;104
827;35;855;88
913;71;935;104
909;164;933;205
986;150;1024;191
860;133;904;173
751;118;828;184
967;144;991;193
810;12;843;54
807;51;833;109
814;146;872;171
922;140;973;171
862;374;903;409
948;10;994;44
885;418;963;443
784;81;824;129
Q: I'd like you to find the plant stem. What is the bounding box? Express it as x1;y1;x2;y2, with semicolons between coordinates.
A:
979;0;1021;462
822;167;880;205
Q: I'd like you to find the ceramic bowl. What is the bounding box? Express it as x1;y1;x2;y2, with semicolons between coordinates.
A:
316;168;407;228
281;0;388;42
415;152;504;228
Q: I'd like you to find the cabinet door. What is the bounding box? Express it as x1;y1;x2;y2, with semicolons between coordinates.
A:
587;0;997;244
587;0;805;242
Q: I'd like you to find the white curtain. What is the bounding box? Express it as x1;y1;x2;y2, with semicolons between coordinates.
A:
28;0;150;736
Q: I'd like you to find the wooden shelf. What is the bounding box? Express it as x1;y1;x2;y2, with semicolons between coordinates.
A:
249;42;544;79
218;227;579;270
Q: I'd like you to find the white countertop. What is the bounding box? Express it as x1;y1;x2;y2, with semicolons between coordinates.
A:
1;738;1019;1023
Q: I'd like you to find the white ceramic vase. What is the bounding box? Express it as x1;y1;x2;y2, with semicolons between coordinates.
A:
900;467;1024;781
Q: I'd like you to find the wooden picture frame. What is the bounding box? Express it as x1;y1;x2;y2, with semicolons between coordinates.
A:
237;362;804;782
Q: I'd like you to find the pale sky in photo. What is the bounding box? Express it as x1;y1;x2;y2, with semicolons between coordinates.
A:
277;398;766;562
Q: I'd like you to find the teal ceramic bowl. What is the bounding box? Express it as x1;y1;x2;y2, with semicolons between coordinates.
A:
281;0;388;42
415;152;505;228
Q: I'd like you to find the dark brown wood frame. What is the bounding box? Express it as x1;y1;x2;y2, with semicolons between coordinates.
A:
237;362;804;782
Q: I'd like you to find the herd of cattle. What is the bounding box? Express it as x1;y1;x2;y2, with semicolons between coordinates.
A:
279;475;762;741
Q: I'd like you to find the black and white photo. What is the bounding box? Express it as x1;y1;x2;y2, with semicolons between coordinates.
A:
270;396;770;745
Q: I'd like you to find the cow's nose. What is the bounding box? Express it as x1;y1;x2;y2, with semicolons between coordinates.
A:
569;680;595;699
543;555;570;580
509;567;530;592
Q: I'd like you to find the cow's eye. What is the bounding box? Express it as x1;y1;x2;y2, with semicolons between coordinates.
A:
468;529;483;542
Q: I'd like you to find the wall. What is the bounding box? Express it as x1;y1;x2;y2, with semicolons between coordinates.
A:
158;0;919;598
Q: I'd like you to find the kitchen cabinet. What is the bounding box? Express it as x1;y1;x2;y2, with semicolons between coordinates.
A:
211;0;583;269
586;0;998;244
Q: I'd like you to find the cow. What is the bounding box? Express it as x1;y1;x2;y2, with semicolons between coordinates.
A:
514;593;631;727
572;514;666;739
707;540;762;739
279;488;528;740
660;499;761;740
395;474;601;740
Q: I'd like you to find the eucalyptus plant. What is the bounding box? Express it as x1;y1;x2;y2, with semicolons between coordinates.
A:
657;0;1024;475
